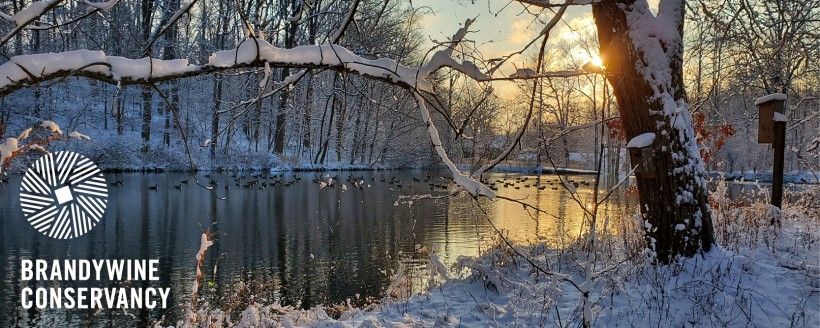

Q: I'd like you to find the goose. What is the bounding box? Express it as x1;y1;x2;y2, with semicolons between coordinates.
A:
148;185;157;190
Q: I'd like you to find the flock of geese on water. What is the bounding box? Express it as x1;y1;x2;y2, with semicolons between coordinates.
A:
106;172;592;192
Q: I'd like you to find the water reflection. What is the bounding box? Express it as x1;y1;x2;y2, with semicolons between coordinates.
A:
0;170;767;326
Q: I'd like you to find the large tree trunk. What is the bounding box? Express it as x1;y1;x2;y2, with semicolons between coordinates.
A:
592;0;714;262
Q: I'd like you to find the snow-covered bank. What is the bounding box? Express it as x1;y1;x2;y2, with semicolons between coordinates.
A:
173;186;819;327
710;171;819;184
0;132;426;173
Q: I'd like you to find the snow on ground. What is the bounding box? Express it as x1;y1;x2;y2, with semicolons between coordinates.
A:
174;186;819;327
714;171;820;184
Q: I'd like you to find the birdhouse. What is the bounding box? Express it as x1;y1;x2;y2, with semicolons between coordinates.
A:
626;132;656;176
756;94;787;144
626;147;656;176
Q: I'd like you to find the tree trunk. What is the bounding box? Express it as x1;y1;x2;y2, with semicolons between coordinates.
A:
592;0;714;262
302;1;320;158
273;0;299;155
274;68;290;155
141;88;152;151
335;78;347;163
161;0;180;146
140;0;154;152
211;77;222;159
115;93;124;135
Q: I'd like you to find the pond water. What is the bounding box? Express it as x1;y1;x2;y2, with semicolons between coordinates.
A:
0;170;764;326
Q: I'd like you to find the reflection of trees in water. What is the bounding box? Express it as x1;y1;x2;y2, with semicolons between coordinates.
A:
0;171;688;327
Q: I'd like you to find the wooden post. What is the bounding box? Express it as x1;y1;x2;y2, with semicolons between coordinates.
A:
772;119;785;208
755;94;787;209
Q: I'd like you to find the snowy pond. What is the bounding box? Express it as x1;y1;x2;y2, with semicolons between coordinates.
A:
0;170;769;326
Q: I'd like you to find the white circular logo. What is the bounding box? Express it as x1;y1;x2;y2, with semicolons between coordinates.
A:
19;151;108;239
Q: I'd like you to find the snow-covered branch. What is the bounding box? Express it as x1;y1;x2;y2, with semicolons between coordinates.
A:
0;42;435;97
0;0;64;47
143;0;198;55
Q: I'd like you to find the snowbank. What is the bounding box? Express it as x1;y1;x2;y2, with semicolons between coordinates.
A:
712;171;819;184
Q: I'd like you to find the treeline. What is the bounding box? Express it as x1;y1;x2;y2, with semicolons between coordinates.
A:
0;0;438;170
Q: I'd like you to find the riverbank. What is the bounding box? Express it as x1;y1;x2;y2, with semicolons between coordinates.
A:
173;186;819;327
710;171;819;184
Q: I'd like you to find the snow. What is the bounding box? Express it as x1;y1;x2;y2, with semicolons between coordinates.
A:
40;120;62;134
82;0;120;11
0;0;56;26
108;56;198;81
509;68;536;78
208;39;436;92
755;93;787;105
0;50;108;90
414;93;495;198
626;132;656;148
0;51;199;90
17;128;32;140
28;144;47;153
67;131;91;140
0;137;20;166
773;111;788;122
427;253;450;280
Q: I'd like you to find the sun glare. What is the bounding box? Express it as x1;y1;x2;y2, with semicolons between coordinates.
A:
588;54;604;68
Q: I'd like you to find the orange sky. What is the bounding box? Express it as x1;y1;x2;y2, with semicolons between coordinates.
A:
413;0;598;98
412;0;661;99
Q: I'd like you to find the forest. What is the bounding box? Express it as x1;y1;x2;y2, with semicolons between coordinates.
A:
0;0;817;327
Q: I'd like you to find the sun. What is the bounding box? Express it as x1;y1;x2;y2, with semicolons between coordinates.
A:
578;52;605;73
572;49;605;70
588;54;604;68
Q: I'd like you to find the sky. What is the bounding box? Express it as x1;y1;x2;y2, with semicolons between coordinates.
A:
410;0;662;98
411;0;599;97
